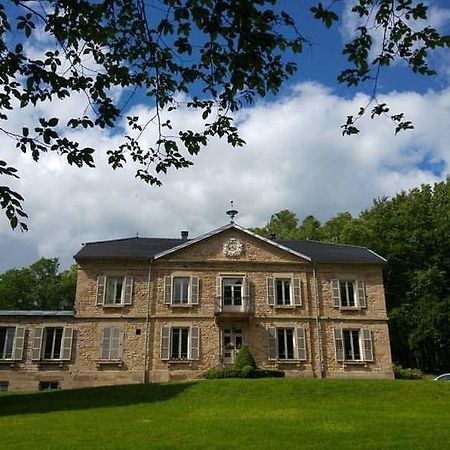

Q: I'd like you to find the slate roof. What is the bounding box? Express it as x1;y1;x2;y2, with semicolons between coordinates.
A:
74;225;386;265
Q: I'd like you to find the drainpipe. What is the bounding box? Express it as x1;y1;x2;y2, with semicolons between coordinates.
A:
143;259;153;384
313;263;325;378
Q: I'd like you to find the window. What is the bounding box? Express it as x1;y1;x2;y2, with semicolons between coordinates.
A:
43;327;63;360
340;281;356;307
160;326;199;361
39;381;59;390
173;277;190;304
0;327;15;360
105;277;124;305
164;275;199;305
100;326;123;360
267;276;302;307
0;381;9;392
331;279;366;308
277;328;295;360
223;278;242;306
276;279;291;305
343;330;361;360
170;328;189;360
96;275;133;306
334;328;373;362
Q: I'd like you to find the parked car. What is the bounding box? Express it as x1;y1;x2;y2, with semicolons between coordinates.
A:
434;373;450;381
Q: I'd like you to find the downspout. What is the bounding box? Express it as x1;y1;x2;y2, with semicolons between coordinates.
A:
313;263;325;378
143;259;153;384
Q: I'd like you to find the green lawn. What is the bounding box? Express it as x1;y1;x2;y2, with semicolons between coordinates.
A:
1;378;449;449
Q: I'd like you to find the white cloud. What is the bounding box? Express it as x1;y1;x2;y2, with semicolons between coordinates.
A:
1;80;450;271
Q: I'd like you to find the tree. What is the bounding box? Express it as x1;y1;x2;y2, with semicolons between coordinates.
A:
251;209;299;239
0;258;77;310
254;178;450;372
0;1;448;230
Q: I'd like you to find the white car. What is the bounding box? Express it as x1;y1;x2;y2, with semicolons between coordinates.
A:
434;373;450;381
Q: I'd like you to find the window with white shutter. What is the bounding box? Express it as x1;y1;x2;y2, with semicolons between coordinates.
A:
31;327;44;361
333;328;344;362
100;326;123;360
267;327;277;360
97;276;134;306
190;277;200;305
296;327;307;361
331;279;367;309
267;277;275;306
160;326;171;360
362;329;373;361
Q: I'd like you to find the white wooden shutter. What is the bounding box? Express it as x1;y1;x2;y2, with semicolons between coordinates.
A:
96;275;106;305
160;326;171;360
164;276;172;304
100;327;110;360
61;327;74;361
267;277;275;306
123;276;134;305
362;329;373;361
331;279;341;307
216;276;222;311
356;280;367;308
31;327;44;361
267;327;277;360
190;276;199;305
243;276;251;311
190;326;200;360
110;327;122;360
293;278;302;306
296;327;307;361
333;328;344;362
12;326;25;361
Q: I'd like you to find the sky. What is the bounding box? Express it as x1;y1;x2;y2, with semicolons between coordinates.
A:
1;0;450;272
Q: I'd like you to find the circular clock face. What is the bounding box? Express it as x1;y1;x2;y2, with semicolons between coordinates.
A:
223;238;244;257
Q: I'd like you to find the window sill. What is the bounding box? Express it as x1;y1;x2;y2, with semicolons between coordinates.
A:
274;359;305;363
96;359;123;367
274;305;296;309
168;359;193;364
343;360;370;366
101;304;128;308
169;304;193;308
339;306;362;311
0;359;16;367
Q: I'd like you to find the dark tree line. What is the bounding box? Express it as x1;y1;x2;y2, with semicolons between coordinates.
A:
0;258;76;310
253;178;450;373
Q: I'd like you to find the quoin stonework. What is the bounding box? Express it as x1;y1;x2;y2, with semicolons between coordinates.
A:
0;222;394;391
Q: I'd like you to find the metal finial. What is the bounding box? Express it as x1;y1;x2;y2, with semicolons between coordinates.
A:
226;200;238;224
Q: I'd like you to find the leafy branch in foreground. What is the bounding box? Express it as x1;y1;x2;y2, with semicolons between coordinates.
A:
0;0;448;230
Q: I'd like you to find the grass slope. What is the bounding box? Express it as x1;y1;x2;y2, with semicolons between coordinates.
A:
1;379;450;449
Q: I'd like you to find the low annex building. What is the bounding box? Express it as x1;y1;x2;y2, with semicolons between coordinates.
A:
0;221;394;391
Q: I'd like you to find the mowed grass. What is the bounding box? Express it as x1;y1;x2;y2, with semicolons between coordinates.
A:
1;378;450;449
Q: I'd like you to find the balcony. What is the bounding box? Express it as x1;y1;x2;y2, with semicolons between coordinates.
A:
214;298;252;319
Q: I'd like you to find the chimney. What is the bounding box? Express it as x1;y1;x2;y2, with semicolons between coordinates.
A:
181;230;189;240
270;233;277;240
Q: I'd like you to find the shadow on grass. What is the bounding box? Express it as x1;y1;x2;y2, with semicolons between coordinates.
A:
0;381;197;417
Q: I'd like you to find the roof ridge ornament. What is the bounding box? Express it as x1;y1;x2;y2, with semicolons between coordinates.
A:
226;200;238;224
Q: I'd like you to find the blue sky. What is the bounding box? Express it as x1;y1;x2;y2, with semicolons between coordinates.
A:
0;0;449;272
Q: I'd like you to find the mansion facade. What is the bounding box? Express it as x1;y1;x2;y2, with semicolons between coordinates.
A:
0;222;394;391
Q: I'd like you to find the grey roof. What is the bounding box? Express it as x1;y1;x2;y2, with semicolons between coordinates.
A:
74;224;386;265
0;310;75;317
274;239;386;264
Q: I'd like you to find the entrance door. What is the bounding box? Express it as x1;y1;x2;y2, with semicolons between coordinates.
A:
222;327;244;364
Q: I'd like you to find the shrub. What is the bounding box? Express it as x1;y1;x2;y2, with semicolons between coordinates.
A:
241;365;255;378
234;346;256;370
393;364;424;380
204;369;242;379
252;369;285;378
203;368;285;379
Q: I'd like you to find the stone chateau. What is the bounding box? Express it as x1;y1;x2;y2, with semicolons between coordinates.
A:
0;220;394;391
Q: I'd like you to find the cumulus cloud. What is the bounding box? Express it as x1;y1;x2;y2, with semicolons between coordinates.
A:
1;79;450;271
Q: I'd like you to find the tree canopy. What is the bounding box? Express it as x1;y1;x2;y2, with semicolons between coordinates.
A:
0;0;448;231
253;178;450;373
0;258;76;310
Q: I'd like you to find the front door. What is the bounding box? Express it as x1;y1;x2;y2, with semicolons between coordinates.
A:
222;327;244;364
